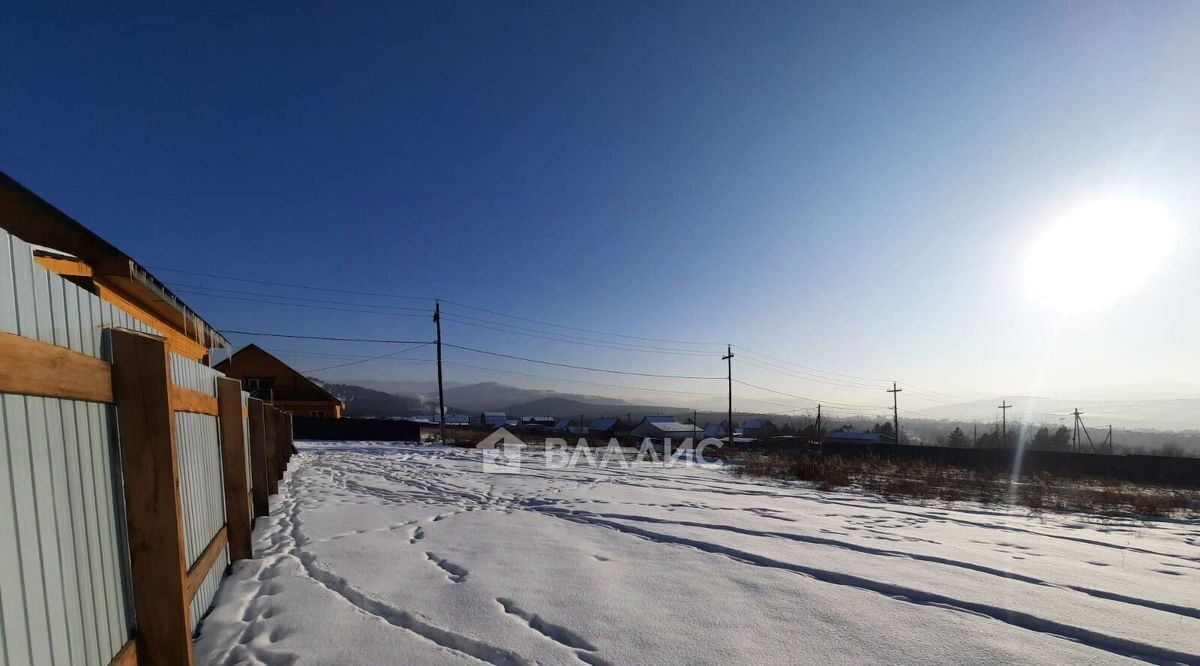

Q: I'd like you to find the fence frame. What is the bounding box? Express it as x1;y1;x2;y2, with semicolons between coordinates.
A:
0;326;294;665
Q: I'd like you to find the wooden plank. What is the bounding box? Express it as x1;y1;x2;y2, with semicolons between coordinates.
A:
94;283;205;361
0;331;113;402
110;329;193;666
263;406;278;496
108;638;137;666
246;400;269;519
32;253;94;278
184;526;227;602
217;378;252;561
168;385;218;416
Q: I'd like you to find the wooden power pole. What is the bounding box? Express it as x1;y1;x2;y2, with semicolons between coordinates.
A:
815;404;822;446
434;301;446;445
999;400;1012;448
723;345;734;447
887;382;902;444
1071;408;1081;452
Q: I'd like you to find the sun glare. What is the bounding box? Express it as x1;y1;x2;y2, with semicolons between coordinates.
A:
1024;196;1175;312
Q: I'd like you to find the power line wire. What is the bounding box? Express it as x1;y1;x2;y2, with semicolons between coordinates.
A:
439;309;715;355
439;313;714;357
166;282;430;313
148;266;435;301
176;289;431;318
301;342;434;373
162;266;1001;410
149;264;724;347
442;343;724;380
222;329;434;344
732;379;890;410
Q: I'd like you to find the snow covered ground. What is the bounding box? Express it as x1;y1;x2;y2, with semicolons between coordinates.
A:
194;442;1200;665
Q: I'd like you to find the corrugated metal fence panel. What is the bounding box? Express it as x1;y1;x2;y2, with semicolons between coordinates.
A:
175;411;226;568
170;353;231;636
170;351;221;396
189;546;229;634
172;351;231;634
0;228;140;664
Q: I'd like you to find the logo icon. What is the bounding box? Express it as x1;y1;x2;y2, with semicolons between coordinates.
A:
476;427;526;473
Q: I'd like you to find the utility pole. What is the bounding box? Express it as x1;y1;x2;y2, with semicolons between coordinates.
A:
998;401;1012;448
1107;424;1113;454
1071;408;1081;453
887;382;902;444
973;423;977;448
723;345;734;448
434;301;446;445
1070;409;1097;453
815;404;822;446
693;409;698;442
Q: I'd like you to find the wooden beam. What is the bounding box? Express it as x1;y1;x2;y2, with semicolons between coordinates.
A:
263;406;279;496
34;253;94;278
108;639;137;666
217;378;252;561
94;282;209;361
110;329;194;666
185;527;228;602
0;331;113;402
168;385;219;416
246;399;270;518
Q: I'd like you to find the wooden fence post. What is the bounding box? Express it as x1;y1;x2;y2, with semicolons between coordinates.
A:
263;406;278;495
247;399;269;518
285;413;295;459
275;410;289;477
216;377;253;561
110;329;194;666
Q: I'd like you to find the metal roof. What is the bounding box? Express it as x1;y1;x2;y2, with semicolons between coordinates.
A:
0;170;229;349
636;419;700;433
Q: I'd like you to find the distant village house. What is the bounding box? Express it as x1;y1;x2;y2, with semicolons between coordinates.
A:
631;416;703;441
740;419;779;440
215;344;344;418
588;417;627;436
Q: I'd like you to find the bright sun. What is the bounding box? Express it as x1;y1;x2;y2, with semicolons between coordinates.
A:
1024;195;1175;312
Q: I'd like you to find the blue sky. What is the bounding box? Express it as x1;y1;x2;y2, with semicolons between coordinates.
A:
3;2;1198;418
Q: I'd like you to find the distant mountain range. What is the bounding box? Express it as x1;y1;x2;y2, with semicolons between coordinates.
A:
319;377;1200;432
324;383;423;418
920;395;1200;431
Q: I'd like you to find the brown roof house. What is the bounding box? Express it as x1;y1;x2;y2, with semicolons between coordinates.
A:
214;344;344;418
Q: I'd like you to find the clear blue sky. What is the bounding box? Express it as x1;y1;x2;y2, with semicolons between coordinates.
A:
3;2;1198;418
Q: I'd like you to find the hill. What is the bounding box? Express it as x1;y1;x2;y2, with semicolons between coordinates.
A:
325;383;423;418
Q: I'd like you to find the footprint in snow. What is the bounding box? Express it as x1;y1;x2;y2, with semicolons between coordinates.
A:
426;552;469;583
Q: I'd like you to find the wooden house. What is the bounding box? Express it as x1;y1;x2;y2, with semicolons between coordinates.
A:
740;419;779;440
214;344;344;417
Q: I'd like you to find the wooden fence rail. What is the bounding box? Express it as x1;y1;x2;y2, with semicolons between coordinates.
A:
0;326;294;665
